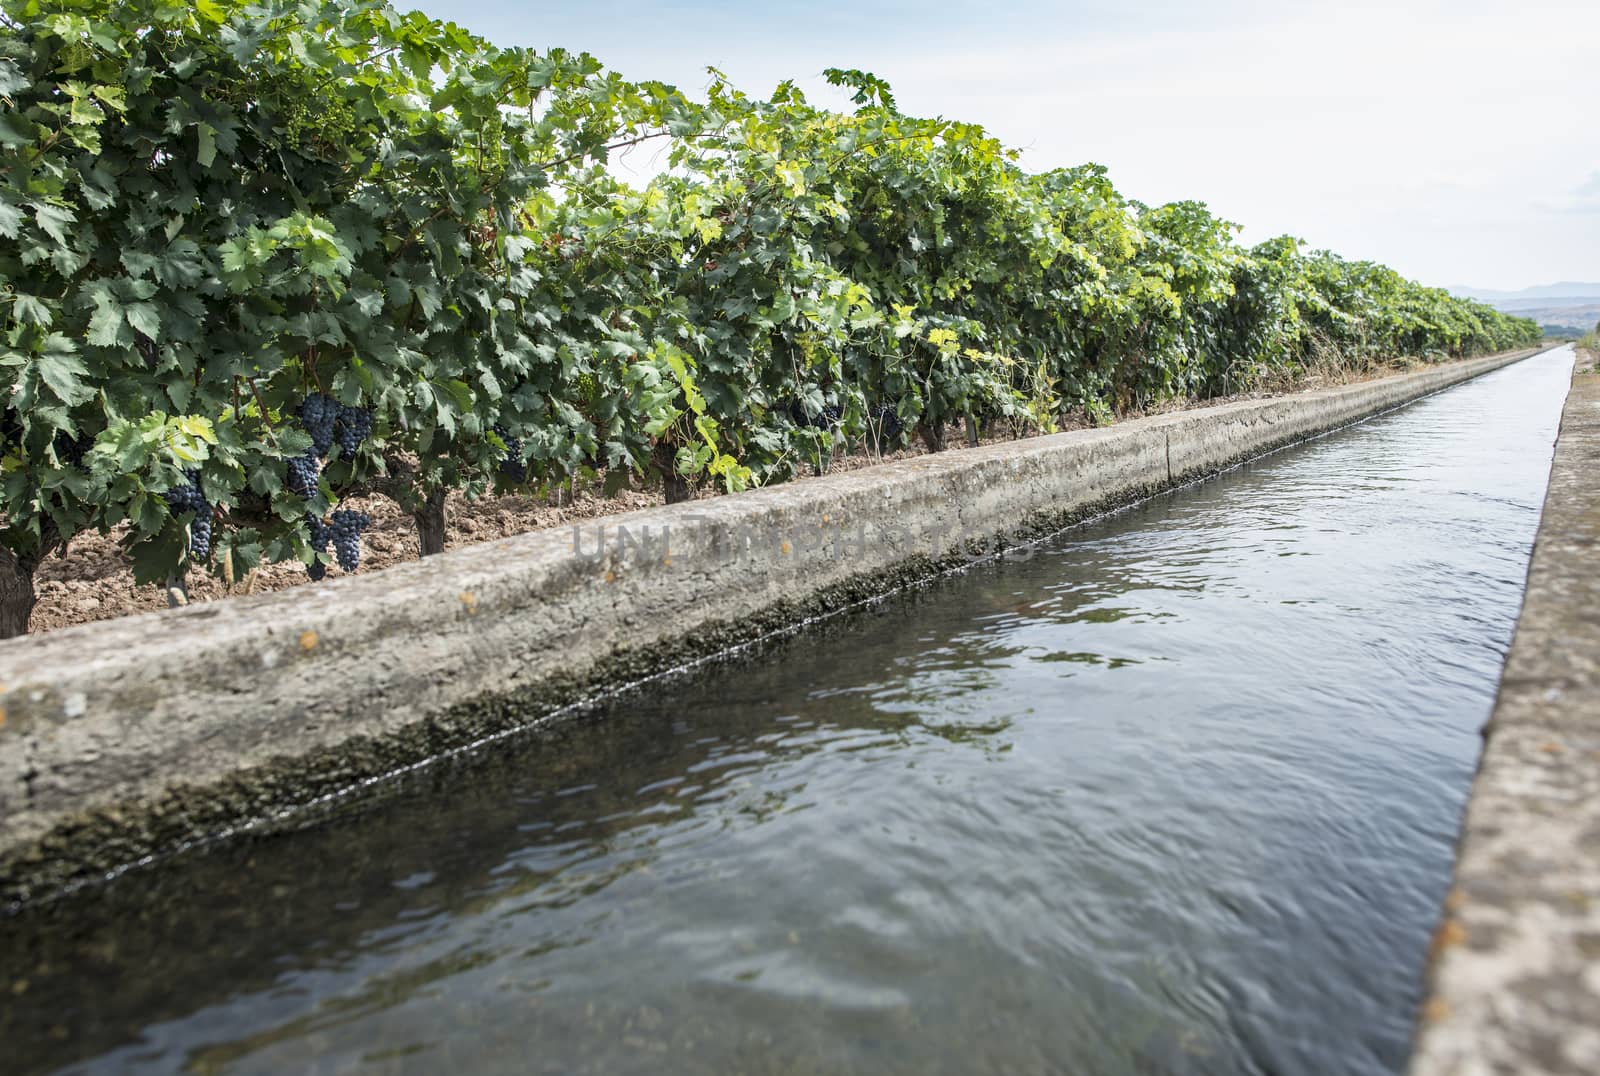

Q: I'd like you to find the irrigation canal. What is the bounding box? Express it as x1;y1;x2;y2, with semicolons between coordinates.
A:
0;347;1577;1075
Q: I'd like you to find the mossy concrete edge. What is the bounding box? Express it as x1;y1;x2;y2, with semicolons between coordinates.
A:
0;348;1545;907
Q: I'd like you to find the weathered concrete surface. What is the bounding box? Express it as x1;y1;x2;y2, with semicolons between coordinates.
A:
0;348;1545;904
1412;348;1600;1076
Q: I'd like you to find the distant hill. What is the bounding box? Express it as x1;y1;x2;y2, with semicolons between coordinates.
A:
1517;303;1600;336
1449;282;1600;308
1445;282;1600;335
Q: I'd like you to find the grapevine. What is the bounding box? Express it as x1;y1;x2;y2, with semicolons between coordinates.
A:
0;0;1543;637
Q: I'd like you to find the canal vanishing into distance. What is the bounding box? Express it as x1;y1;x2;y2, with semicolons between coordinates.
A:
1;348;1575;1075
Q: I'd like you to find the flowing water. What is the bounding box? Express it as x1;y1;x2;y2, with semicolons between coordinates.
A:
1;348;1575;1076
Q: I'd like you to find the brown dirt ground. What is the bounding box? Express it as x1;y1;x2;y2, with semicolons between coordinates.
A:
27;359;1430;636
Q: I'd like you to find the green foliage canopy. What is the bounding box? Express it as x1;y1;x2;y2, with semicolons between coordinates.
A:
0;0;1542;612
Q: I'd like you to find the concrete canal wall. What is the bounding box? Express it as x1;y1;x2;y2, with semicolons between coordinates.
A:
1411;347;1600;1076
0;347;1546;905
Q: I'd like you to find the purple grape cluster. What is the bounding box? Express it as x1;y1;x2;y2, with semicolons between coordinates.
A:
785;401;900;446
299;393;340;458
336;405;372;460
870;405;904;443
164;470;213;561
287;417;327;578
787;401;843;429
305;514;331;580
493;423;526;483
52;430;92;468
289;451;330;579
287;453;320;497
328;508;369;571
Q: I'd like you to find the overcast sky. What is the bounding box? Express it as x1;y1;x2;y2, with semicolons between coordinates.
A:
418;0;1597;291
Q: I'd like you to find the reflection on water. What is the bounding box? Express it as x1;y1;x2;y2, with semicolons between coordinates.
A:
0;350;1575;1076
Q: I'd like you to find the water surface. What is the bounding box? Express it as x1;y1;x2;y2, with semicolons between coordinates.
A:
1;349;1575;1075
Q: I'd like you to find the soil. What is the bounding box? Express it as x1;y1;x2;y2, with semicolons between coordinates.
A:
26;359;1429;636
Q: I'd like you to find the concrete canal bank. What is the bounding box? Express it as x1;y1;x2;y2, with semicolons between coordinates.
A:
0;347;1546;905
1412;348;1600;1076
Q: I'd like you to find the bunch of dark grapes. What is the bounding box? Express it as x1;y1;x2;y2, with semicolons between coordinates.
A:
164;470;214;560
328;509;369;572
305;514;331;581
787;402;843;429
493;423;526;483
287;452;320;497
335;405;372;461
298;394;339;458
52;430;92;468
870;405;904;443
